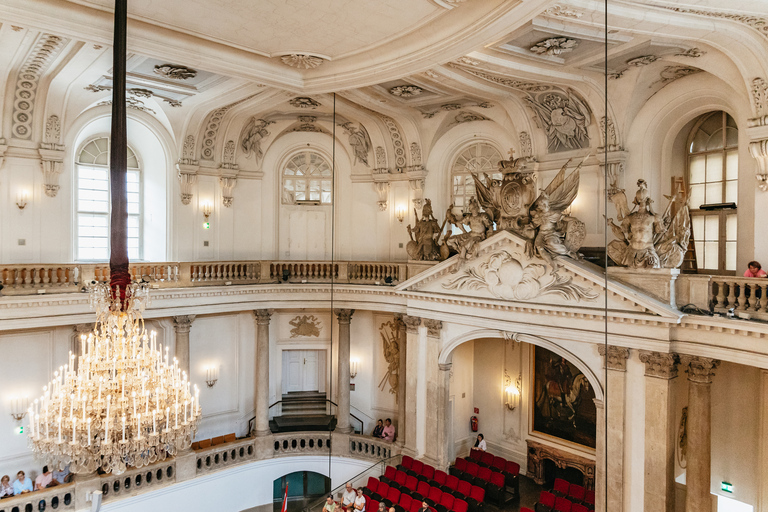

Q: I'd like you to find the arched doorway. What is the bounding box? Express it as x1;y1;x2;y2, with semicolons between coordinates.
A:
273;471;331;512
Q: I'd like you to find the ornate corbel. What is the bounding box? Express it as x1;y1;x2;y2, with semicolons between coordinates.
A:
219;176;236;207
374;181;390;211
749;139;768;191
38;147;65;197
177;167;197;205
596;149;628;195
407;165;427;210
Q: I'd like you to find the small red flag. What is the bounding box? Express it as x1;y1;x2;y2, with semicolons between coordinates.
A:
281;483;289;512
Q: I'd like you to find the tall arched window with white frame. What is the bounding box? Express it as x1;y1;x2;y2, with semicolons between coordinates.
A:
686;111;738;274
450;142;503;209
76;137;142;260
281;151;333;205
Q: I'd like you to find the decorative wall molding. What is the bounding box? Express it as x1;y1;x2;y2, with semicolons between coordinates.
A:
375;146;387;169
529;37;578;57
752;78;768;118
153;64;197;80
451;65;549;93
39;114;65;197
627;55;659;67
289;315;322;337
378;319;400;395
180;135;198;166
289;97;321;109
656;6;768;41
519;132;532;158
453;111;490;124
543;5;583;18
651;66;702;87
219;176;236;208
199;94;260;161
12;34;68;140
410;143;421;166
390;85;424;98
280;54;325;69
377;115;407;168
675;48;706;58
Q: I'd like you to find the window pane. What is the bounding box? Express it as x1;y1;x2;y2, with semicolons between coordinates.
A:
725;241;737;271
704;216;719;242
694;241;704;269
725;126;738;148
706;129;725;151
725;180;738;204
705;153;723;182
321;192;331;204
704;241;719;269
705;182;722;205
692;216;704;241
726;213;737;241
725;150;738;180
689;155;706;184
689;184;705;209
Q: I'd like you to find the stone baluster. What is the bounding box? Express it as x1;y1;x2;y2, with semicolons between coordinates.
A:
335;309;355;434
679;355;719;512
402;315;421;457
173;315;196;375
726;281;736;309
253;309;273;436
597;345;630;512
638;351;679;512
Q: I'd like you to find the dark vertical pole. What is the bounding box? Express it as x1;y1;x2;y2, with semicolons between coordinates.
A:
109;0;131;307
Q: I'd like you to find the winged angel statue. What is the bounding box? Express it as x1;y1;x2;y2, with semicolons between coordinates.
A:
606;179;690;269
472;156;587;272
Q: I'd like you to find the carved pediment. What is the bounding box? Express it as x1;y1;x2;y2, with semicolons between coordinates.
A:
396;231;681;318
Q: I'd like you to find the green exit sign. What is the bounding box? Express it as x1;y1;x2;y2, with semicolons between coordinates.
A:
14;426;23;435
721;482;733;493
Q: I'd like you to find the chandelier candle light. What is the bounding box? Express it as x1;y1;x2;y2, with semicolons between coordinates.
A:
27;0;200;476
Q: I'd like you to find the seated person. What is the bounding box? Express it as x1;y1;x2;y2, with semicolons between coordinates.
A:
474;433;486;451
0;475;13;498
377;503;386;512
745;261;767;278
381;418;395;442
53;464;71;485
341;482;356;512
35;466;56;490
12;471;32;495
372;419;384;438
324;495;338;512
354;488;366;512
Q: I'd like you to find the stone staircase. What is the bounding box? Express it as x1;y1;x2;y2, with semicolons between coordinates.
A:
280;391;328;415
269;392;337;433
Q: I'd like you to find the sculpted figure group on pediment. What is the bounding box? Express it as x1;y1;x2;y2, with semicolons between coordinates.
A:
406;150;586;272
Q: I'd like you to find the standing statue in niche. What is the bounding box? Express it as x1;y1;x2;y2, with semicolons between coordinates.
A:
339;122;372;167
406;199;448;261
240;117;274;160
607;178;690;269
445;197;493;261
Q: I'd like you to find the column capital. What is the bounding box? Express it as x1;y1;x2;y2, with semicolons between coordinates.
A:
402;315;421;334
393;313;407;332
639;350;679;379
423;319;443;338
598;345;630;371
253;309;273;325
439;362;452;372
334;309;355;324
172;315;196;333
679;355;720;384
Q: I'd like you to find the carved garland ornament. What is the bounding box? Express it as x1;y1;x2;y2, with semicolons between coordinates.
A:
289;315;322;338
543;5;584;18
289;97;321;109
658;6;768;40
530;37;578;56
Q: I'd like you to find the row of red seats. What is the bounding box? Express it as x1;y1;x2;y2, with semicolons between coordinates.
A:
365;475;480;512
535;491;592;512
364;490;440;512
385;462;491;509
463;449;520;493
552;478;593;506
449;457;514;502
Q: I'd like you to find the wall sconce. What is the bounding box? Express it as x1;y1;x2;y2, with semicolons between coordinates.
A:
205;366;218;388
350;358;359;379
395;204;406;223
504;373;522;411
16;191;29;210
9;396;29;421
201;202;212;229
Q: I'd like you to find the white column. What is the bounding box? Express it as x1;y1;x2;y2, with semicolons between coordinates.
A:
423;319;442;465
679;355;719;512
639;351;679;512
438;362;452;469
402;315;421;457
253;309;272;437
395;314;407;449
335;309;354;434
598;345;629;512
594;398;605;512
172;315;195;375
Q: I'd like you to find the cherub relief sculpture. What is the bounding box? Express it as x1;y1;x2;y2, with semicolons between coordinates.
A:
607;179;690;269
339;122;372;167
406;199;448;261
524;89;591;152
240;117;274;160
445;197;494;261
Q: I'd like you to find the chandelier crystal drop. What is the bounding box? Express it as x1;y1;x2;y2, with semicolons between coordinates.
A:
27;282;200;475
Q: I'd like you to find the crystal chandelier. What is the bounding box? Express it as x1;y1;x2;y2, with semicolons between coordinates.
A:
27;282;200;475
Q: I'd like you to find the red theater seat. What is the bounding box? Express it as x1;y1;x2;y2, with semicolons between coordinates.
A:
554;497;572;512
568;484;585;503
452;499;468;512
553;478;569;497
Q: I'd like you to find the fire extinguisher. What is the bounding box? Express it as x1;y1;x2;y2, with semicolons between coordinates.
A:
470;416;478;432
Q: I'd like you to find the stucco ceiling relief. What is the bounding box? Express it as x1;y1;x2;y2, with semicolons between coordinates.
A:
280;54;326;69
153;64;197;80
529;37;579;57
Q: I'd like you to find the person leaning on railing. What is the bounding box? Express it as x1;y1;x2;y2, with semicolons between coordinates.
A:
744;261;768;278
372;419;384;438
12;471;32;495
0;475;13;498
381;418;395;442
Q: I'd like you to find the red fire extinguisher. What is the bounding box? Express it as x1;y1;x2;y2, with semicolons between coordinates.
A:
470;416;478;432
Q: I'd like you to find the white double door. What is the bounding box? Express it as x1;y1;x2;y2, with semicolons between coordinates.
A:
282;350;326;393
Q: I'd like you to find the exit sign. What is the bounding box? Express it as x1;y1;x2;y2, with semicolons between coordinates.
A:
14;426;23;435
721;482;733;493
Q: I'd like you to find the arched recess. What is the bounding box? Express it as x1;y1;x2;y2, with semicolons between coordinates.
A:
66;105;176;261
439;328;603;401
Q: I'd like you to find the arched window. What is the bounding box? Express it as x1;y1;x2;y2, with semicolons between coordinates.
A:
450;142;503;208
281;151;332;205
687;111;738;274
76;137;141;260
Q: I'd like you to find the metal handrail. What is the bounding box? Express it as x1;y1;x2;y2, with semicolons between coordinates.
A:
247;398;365;435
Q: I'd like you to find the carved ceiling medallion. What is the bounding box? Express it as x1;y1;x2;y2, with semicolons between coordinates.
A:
280;54;325;69
153;64;197;80
530;37;578;56
289;97;321;109
389;85;424;98
627;55;659;67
